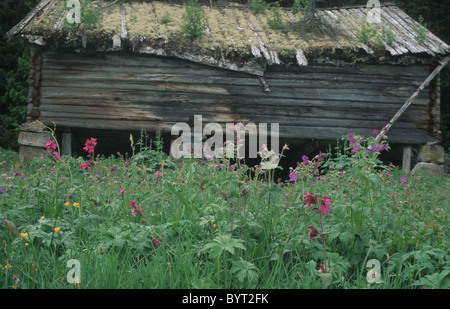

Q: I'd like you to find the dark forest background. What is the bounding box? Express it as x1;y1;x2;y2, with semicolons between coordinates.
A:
1;0;449;151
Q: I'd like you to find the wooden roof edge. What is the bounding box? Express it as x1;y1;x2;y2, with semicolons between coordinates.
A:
6;0;52;41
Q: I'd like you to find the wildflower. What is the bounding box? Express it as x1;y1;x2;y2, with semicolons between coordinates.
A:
54;227;60;233
0;188;4;194
12;274;21;289
125;163;129;168
25;243;28;246
45;140;60;160
4;264;11;270
385;172;390;177
302;155;310;165
64;202;70;207
110;167;115;173
320;264;327;273
319;196;331;215
118;189;125;196
20;233;28;238
68;194;73;200
154;171;162;179
129;200;143;216
349;137;356;143
83;138;97;157
80;161;92;170
41;216;45;219
347;132;353;138
405;201;409;204
14;172;22;177
131;205;142;216
151;238;161;248
73;202;79;208
372;129;378;135
400;177;406;184
289;171;298;182
351;145;359;153
308;225;320;239
303;192;318;208
200;161;205;165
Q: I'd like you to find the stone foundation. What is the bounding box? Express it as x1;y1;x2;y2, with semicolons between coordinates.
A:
18;121;51;162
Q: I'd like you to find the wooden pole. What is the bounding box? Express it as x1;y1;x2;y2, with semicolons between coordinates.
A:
373;56;450;146
62;127;72;157
402;145;412;173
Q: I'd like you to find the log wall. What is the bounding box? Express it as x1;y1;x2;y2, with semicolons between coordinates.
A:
30;51;440;145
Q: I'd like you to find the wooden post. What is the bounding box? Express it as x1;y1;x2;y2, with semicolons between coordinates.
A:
62;127;72;157
402;145;412;173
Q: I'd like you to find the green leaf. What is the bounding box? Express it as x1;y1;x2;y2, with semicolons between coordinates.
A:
201;234;246;258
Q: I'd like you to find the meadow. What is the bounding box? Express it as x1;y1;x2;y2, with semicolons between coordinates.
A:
0;128;448;289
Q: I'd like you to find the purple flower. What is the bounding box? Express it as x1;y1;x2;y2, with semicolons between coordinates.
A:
14;172;21;177
351;145;359;153
110;167;116;173
385;172;390;177
289;172;298;182
372;129;378;135
400;177;406;184
349;137;356;144
0;188;4;194
302;155;310;165
347;132;353;138
125;163;129;168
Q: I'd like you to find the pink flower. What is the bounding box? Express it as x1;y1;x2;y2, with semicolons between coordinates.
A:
154;171;162;179
320;264;327;273
118;189;125;195
80;161;92;170
319;196;331;215
151;238;161;248
351;145;359;153
303;192;318;208
308;225;320;239
83;138;97;157
131;205;142;216
372;129;378;135
45;140;59;160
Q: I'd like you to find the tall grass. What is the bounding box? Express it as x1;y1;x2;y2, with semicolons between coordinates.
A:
0;129;448;289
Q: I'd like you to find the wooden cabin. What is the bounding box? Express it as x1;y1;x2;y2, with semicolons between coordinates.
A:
8;0;450;168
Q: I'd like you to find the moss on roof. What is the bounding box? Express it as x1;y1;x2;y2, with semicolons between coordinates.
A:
11;0;450;73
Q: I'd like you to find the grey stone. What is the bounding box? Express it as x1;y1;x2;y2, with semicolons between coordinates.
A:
411;162;446;178
19;145;49;162
417;142;444;164
18;131;52;147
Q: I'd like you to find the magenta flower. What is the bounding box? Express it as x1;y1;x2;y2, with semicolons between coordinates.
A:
318;196;331;215
303;192;318;208
80;161;92;170
289;171;298;182
347;132;353;138
349;137;356;143
400;177;406;184
154;171;162;179
372;129;378;135
83;138;97;158
351;145;359;153
302;155;310;165
151;238;161;248
0;188;4;194
110;167;116;173
118;189;125;195
308;225;320;239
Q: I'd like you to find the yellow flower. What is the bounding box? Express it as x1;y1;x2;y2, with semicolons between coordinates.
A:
73;202;79;208
213;224;216;228
20;233;28;238
40;215;45;219
54;227;61;233
4;264;11;269
64;202;70;207
25;243;28;246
